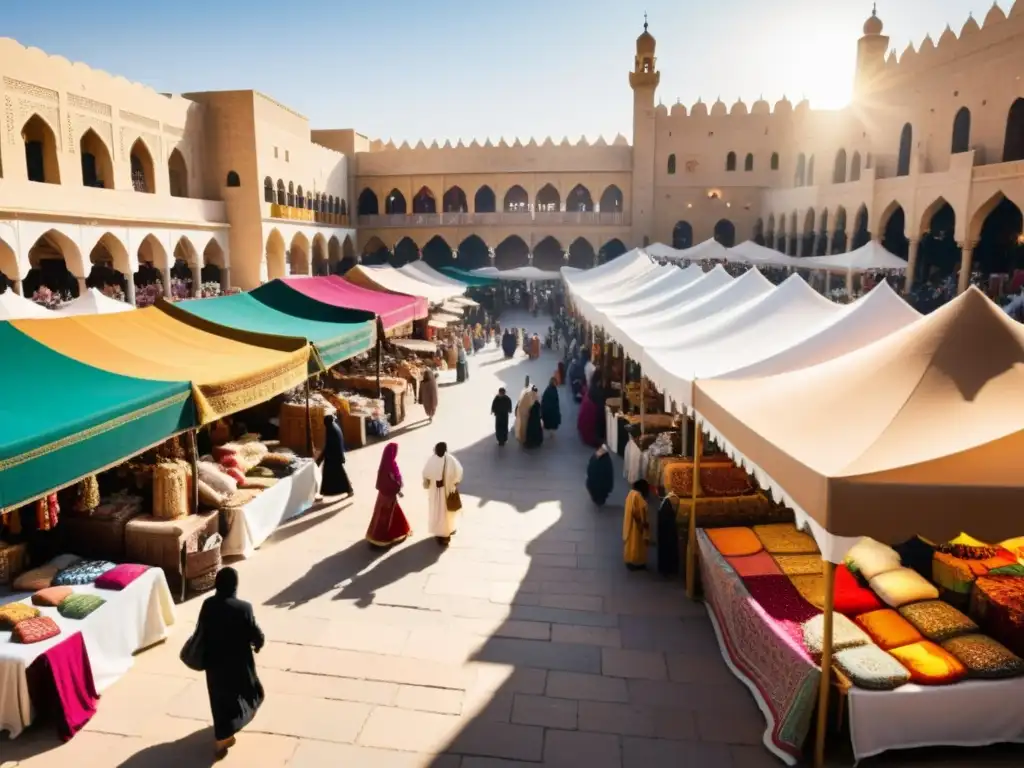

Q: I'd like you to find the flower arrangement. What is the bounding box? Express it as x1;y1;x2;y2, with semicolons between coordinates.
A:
169;277;192;302
135;282;163;308
31;286;70;310
101;284;127;303
198;281;222;298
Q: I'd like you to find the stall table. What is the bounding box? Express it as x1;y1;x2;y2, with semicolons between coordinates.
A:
125;511;219;600
220;460;317;558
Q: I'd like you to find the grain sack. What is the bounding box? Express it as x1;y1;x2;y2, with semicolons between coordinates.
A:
152;460;190;520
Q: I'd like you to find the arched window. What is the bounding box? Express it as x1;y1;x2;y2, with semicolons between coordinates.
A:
770;152;779;171
833;149;847;184
725;152;737;172
794;154;806;186
287;182;295;207
1003;98;1024;162
296;185;305;209
264;177;274;202
744;153;754;172
227;171;241;187
897;123;913;176
951;107;971;154
806;156;815;186
168;148;188;198
22;114;61;184
850;152;862;182
667;153;676;175
79;129;113;189
129;139;155;193
276;179;286;205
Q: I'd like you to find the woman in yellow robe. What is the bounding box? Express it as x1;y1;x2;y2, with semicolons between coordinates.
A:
623;479;650;570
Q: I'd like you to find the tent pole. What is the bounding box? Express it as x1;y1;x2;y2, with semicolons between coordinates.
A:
188;429;200;515
814;560;837;768
622;354;629;414
639;374;646;437
375;336;382;399
685;419;702;600
304;378;313;456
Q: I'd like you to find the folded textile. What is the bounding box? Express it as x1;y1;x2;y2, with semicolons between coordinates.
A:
0;602;40;629
889;640;967;685
32;586;74;607
27;631;99;739
222;488;264;508
726;550;781;579
774;555;823;577
869;567;939;608
855;609;923;650
834;644;911;691
941;634;1024;680
706;527;762;557
802;612;871;657
58;594;106;620
899;600;978;643
52;560;117;587
95;563;150;591
744;574;820;649
788;566;883;617
753;523;818;555
13;616;60;643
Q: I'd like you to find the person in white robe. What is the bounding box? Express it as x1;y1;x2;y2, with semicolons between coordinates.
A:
514;381;538;444
422;441;464;546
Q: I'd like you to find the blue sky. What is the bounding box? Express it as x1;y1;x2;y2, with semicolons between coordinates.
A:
5;0;1003;143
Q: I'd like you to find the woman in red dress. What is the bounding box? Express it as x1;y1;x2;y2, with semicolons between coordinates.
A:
366;442;411;548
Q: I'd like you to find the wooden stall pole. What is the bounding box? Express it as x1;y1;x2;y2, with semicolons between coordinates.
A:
622;354;630;413
685;420;703;599
304;378;313;456
814;560;837;768
375;336;382;399
602;340;612;391
187;429;200;515
639;374;646;437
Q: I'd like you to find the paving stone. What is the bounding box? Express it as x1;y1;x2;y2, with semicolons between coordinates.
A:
509;604;619;628
542;729;621;767
511;693;578;729
449;719;546;761
538;593;604;612
546;671;629;703
289;741;460;768
550;624;622;648
576;701;666;738
621;736;734;768
396;684;465;715
601;648;668;681
249;693;371;742
357;707;462;753
475;637;601;673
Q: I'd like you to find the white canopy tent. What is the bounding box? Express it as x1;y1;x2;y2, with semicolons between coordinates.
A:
585;264;706;332
54;288;134;316
400;262;468;290
642;275;845;410
729;240;805;268
471;266;562;281
571;263;679;331
800;240;908;272
721;281;922;379
613;268;772;360
0;290;51;320
561;249;651;295
646;238;731;264
358;264;464;304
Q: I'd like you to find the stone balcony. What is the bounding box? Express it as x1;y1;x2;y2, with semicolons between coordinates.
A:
357;211;629;228
265;203;350;226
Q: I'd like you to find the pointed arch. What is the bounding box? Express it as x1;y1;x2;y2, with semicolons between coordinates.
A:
129;138;155;193
672;221;693;250
1004;98;1024;162
361;236;389;266
168;147;188;197
412;186;437;214
80;128;113;189
850;152;862;182
393;236;420;267
443;186;468;213
289;232;310;275
474;185;496;213
357;188;379;216
532;236;563;272
744;153;754;172
667;153;676;175
599;185;623;213
328;235;342;269
385;189;407;215
566;184;594;212
881;205;910;260
816;210;829;256
535;184;560;212
422;234;452;269
494;235;529;270
22;113;61;184
725;151;737;172
0;237;17;292
264;177;274;203
276;179;286;205
86;233;130;297
457;234;490;270
201;239;226;288
503;185;529;212
287;181;295;207
24;230;84;299
599;239;628;264
833;149;847;184
918;199;959;284
311;232;329;276
951;107;971;154
713;219;736;248
806;155;816;186
974;196;1023;277
897;123;913;176
852;205;871;250
770;152;779;171
266;228;287;280
794;153;806;187
831;207;848;254
567;237;596;269
753;218;766;246
226;170;241;187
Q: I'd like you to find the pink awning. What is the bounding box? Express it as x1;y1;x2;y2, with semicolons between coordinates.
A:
280;276;427;330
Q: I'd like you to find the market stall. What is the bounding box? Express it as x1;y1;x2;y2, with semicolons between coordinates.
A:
54;288;133;317
646;238;731;264
345;264;464;305
471;266;564;282
0;291;51;320
441;266;498;287
276;275;427;335
691;287;1024;765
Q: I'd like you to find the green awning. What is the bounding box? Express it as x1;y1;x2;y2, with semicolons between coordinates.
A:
0;322;194;511
441;267;497;287
166;292;377;370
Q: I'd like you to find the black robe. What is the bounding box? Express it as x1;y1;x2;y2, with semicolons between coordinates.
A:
501;332;516;358
198;592;265;740
657;495;681;576
541;385;561;430
491;394;513;444
586;450;614;505
524;402;544;448
318;418;352;496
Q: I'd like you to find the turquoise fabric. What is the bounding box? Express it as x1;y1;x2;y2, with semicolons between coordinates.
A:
440;267;496;287
175;292;376;369
0;322;194;512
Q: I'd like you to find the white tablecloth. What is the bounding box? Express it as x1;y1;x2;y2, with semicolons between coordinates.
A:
623;438;642;483
221;460;317;558
0;567;175;738
605;407;618;453
848;676;1024;761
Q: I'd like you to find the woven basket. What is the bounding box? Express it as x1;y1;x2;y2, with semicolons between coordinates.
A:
279;402;333;453
185;545;221;595
152;460;191;520
0;542;28;585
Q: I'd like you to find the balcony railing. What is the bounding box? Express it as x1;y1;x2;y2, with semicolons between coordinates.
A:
267;204;350;226
357;211;628;227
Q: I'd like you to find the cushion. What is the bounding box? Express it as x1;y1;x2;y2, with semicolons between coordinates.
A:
941;634;1024;680
0;603;41;629
52;559;117;587
753;523;818;555
832;565;884;616
47;554;83;570
13;564;59;592
845;538;902;580
932;551;977;598
889;640;967;685
790;574;827;610
223;467;246;485
774;555;823;577
32;586;74;607
197;479;226;509
706;527;762;557
834;644;911;691
899;600;978;643
12;616;61;644
95;564;150;591
855;609;923;650
970;576;1024;657
57;593;107;620
802;612;871;657
726;550;781;579
197;461;237;496
869;567;939;608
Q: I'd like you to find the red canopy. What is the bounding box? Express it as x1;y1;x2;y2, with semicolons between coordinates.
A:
280;276;427;331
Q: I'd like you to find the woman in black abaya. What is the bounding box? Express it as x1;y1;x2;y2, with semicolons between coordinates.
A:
317;414;353;498
198;567;265;755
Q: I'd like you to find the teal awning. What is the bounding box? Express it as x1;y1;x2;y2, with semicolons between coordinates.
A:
0;322;194;511
441;267;497;287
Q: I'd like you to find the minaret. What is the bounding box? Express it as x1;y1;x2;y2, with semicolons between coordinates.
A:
854;5;889;100
630;14;660;247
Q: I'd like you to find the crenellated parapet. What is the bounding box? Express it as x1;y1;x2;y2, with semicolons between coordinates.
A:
653;94;805;124
363;133;631;153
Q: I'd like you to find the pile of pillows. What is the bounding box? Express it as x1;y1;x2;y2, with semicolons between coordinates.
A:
198;437;308;509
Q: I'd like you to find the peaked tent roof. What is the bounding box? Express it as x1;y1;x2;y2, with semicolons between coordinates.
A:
730;240;804;268
13;308;310;424
0;322;193;511
572;264;678;327
400;262;468;290
471;266;563;281
647;238;731;263
54;287;134;316
694;286;1024;561
278;276;427;329
0;290;51;320
587;265;705;332
562;249;653;296
440;266;498;286
166;291;376;370
800;240;908;272
346;265;462;304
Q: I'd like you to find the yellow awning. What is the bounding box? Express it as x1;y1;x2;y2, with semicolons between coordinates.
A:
13;307;310;424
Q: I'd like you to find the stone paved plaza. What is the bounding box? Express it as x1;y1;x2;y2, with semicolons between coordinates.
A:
2;310;1022;768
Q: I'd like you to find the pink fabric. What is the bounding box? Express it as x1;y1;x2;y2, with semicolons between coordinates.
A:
27;631;99;741
95;563;150;591
727;550;783;578
577;397;600;447
743;575;820;650
376;442;403;494
280;276;427;330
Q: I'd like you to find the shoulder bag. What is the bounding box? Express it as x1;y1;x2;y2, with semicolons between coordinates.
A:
442;456;462;512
